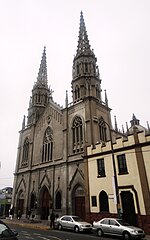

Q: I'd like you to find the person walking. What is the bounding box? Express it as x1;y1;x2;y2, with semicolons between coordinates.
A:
50;212;55;229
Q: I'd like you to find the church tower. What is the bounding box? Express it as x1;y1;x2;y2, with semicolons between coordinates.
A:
72;11;101;103
27;47;50;125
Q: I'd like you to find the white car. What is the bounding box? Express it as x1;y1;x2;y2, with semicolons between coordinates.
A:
93;218;145;240
56;215;92;233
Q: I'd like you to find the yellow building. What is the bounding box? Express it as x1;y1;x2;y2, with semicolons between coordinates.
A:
87;116;150;234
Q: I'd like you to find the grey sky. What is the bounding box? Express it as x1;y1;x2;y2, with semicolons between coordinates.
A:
0;0;150;188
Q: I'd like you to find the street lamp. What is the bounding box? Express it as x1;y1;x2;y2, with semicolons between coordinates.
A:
104;121;121;218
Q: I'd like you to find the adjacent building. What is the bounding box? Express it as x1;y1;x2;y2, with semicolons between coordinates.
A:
0;187;13;218
87;115;150;233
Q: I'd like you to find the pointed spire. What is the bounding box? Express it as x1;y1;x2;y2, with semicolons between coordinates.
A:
22;115;26;129
65;90;68;108
114;115;118;132
126;122;129;133
36;46;48;87
104;89;108;106
122;125;125;134
76;11;95;58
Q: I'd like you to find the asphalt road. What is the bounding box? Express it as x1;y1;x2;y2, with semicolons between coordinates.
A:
8;223;117;240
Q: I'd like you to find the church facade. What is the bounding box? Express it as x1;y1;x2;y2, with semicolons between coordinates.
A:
12;12;150;233
12;12;120;220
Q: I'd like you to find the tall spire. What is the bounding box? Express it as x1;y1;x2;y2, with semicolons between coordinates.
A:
72;12;101;103
36;46;48;87
27;47;50;125
76;11;95;58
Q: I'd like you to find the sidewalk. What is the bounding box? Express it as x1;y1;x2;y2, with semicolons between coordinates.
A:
3;218;50;230
2;218;150;240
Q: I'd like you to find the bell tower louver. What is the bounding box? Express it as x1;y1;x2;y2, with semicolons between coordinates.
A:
72;11;102;104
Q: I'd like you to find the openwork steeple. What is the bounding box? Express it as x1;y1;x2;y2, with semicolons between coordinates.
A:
75;11;95;58
27;47;50;125
72;11;101;104
35;46;48;88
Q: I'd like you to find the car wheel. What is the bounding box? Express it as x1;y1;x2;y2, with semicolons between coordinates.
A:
74;226;79;233
97;228;103;237
58;224;62;230
123;232;131;240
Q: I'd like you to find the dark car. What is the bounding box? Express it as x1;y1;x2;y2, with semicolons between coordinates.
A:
93;218;145;240
0;220;18;239
56;215;92;233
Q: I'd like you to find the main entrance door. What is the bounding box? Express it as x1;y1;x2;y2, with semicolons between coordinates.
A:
40;187;51;220
72;185;85;220
121;191;137;226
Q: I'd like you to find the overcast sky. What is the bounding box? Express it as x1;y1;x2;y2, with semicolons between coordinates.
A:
0;0;150;189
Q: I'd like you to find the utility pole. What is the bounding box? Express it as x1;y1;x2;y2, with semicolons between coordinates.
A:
104;121;121;218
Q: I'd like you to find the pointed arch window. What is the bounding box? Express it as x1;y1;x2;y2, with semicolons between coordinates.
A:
98;117;106;142
72;116;83;153
42;127;53;162
99;190;109;212
75;85;80;101
55;191;61;209
22;138;29;166
85;62;88;72
77;64;79;75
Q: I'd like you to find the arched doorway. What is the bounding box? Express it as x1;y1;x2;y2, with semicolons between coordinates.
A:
72;185;85;219
40;186;52;220
99;190;109;212
16;190;24;218
121;191;137;226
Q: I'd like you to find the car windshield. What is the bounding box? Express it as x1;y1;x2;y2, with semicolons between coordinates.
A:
72;216;83;222
117;219;130;226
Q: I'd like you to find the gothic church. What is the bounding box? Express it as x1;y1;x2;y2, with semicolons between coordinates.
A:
12;12;123;220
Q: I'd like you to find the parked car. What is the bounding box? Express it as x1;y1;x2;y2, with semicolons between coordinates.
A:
93;218;145;240
0;219;18;239
56;215;92;233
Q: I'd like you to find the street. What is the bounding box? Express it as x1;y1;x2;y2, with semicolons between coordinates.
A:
8;223;117;240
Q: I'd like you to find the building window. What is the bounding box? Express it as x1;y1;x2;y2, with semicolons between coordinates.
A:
85;62;88;72
97;158;105;177
99;191;109;212
55;191;61;209
91;196;97;207
72;116;83;153
77;64;79;74
42;127;53;162
117;154;128;174
75;85;80;100
98;117;106;142
22;138;29;166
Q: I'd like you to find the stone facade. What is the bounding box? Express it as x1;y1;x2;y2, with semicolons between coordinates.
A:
12;12;121;221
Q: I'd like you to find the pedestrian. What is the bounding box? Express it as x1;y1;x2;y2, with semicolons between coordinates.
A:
9;207;14;220
50;212;55;229
17;209;21;219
